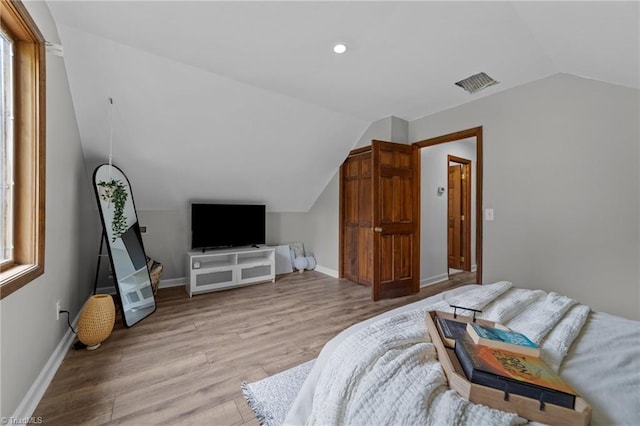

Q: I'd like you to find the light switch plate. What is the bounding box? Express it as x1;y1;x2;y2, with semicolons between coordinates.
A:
485;208;494;221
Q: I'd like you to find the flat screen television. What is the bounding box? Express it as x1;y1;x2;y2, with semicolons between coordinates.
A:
191;203;266;250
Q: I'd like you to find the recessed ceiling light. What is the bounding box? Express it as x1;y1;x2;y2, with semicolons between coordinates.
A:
333;43;347;54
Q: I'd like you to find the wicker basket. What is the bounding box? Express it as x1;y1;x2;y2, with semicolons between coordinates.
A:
147;257;163;294
77;294;115;349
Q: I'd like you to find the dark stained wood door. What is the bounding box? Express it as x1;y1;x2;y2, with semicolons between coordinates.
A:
448;165;462;269
340;149;373;286
447;156;472;272
460;161;471;271
371;140;420;300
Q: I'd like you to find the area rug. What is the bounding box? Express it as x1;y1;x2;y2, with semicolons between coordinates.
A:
242;359;315;426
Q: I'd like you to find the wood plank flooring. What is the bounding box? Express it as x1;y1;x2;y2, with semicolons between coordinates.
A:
34;271;474;425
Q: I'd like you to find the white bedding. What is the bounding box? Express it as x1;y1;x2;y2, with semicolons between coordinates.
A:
284;284;640;425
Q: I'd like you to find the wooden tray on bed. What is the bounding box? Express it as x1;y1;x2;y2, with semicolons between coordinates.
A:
426;310;592;425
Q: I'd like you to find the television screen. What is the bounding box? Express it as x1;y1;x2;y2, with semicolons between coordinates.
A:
191;203;266;249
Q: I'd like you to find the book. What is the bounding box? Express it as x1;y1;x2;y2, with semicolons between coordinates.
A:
455;338;576;409
435;317;469;347
466;323;540;357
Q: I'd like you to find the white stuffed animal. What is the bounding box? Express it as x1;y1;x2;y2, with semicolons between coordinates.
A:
294;256;308;272
294;254;317;272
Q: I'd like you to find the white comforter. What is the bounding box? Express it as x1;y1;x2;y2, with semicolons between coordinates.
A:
305;305;525;425
285;282;640;425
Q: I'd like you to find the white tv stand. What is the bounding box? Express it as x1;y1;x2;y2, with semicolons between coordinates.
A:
185;246;275;297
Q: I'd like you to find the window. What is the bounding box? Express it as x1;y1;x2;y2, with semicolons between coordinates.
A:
1;28;14;265
0;0;45;299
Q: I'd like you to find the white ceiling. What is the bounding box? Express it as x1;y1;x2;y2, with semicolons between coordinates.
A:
46;1;639;211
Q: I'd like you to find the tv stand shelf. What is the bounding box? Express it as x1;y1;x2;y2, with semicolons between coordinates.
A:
186;246;275;297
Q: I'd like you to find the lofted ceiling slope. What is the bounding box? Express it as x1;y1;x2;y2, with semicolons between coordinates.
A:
54;24;366;212
46;1;639;212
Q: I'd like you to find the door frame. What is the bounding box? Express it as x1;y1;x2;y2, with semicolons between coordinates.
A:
413;126;483;284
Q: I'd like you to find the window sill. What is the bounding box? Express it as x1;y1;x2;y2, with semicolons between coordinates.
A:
0;263;44;299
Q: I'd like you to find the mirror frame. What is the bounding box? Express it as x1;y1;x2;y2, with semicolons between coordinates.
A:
413;126;483;284
93;164;157;327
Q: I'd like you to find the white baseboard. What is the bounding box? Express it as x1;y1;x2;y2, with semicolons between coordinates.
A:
158;277;185;288
314;265;338;278
421;265;478;288
12;311;80;420
420;273;449;287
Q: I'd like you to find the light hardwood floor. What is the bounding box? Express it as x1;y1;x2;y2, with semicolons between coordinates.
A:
34;271;474;425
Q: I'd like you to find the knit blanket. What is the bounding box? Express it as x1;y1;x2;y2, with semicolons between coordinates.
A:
305;282;590;426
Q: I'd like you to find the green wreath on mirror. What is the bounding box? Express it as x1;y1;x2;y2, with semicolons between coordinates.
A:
97;179;128;241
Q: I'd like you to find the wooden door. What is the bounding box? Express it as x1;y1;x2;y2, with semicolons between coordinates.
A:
371;140;420;300
447;156;472;272
460;162;471;271
448;165;462;269
340;149;373;286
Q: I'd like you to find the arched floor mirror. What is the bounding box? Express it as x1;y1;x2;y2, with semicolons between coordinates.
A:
93;164;156;327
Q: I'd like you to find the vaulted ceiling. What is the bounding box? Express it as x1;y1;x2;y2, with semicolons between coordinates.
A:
47;1;639;211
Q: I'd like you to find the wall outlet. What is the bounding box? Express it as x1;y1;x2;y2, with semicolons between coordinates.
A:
56;300;61;320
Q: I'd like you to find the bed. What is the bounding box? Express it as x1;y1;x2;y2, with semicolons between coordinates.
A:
284;282;640;425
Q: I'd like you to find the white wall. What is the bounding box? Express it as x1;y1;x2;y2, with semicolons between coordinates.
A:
410;73;639;320
266;212;310;249
420;138;476;284
129;113;405;278
135;116;409;280
134;209;310;280
133;208;325;280
132;209;316;280
136;209;189;279
134;75;639;322
299;116;409;273
0;1;100;417
53;22;368;213
133;209;317;280
303;172;340;272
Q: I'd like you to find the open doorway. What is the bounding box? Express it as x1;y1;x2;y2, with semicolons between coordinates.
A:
447;155;472;278
413;127;482;287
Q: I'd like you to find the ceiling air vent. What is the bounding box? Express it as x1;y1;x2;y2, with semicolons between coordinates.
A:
455;72;498;94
